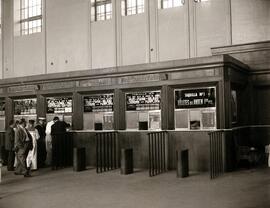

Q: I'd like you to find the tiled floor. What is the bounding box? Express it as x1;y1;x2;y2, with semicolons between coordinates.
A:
0;167;270;208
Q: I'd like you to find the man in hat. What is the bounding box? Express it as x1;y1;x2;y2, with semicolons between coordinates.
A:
14;119;32;177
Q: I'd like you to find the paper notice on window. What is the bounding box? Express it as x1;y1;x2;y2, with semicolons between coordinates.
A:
202;110;215;129
149;112;161;130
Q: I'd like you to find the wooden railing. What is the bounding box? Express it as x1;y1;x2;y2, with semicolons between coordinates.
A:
96;131;119;173
148;131;168;177
209;130;225;179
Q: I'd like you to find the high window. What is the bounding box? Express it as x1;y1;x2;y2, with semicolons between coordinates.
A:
20;0;42;35
160;0;184;9
91;0;112;22
121;0;144;16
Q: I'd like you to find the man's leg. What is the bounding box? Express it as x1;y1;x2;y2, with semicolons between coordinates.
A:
15;153;27;175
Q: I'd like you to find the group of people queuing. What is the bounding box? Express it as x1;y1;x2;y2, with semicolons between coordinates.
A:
4;116;70;177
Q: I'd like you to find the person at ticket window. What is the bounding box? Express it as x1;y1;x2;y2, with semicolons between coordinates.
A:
45;117;57;166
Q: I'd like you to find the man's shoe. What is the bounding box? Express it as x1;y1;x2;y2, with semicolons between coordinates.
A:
24;174;32;177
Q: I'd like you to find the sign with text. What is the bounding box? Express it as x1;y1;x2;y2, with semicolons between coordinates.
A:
126;91;161;111
84;94;114;112
14;98;37;115
175;88;215;109
47;97;72;114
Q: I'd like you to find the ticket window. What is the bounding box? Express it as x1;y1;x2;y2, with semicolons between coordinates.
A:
0;100;5;131
175;87;216;130
13;98;37;123
83;94;114;130
126;91;161;130
46;97;73;126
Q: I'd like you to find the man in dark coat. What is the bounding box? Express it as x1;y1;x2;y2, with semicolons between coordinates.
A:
51;117;70;169
5;120;15;171
14;119;32;177
35;117;47;168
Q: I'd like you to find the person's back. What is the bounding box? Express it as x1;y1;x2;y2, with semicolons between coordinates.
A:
51;121;69;135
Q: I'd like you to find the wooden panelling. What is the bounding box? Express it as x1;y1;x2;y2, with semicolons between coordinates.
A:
72;92;83;130
254;86;270;124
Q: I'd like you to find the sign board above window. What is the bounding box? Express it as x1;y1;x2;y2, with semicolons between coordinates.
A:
14;98;37;115
47;97;72;114
84;94;114;112
126;91;161;111
175;88;215;109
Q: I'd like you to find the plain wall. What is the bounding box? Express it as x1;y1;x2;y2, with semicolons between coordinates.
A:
1;0;270;78
46;0;90;73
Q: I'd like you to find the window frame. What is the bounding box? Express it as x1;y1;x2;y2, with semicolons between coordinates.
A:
20;0;42;36
121;0;145;16
91;0;112;22
159;0;185;9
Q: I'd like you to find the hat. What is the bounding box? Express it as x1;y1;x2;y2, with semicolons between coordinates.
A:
38;117;46;120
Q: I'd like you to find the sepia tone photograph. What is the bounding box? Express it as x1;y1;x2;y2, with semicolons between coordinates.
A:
0;0;270;207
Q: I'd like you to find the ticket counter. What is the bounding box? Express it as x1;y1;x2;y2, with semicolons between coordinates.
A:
83;94;114;130
174;87;216;130
125;91;161;130
46;97;73;125
13;98;37;122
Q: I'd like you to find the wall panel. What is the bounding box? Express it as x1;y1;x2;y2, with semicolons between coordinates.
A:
46;0;90;73
91;20;116;69
158;6;189;61
14;34;45;77
121;14;149;65
232;0;270;44
194;0;231;57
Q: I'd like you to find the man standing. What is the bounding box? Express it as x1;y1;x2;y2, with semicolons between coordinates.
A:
51;117;70;169
45;117;56;166
14;119;32;177
5;120;15;171
35;117;47;168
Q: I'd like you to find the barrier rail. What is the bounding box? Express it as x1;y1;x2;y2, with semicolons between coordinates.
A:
96;131;119;173
148;131;168;177
209;130;225;179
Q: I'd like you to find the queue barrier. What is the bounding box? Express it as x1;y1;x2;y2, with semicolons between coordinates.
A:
176;149;189;178
148;131;168;177
121;148;133;175
209;130;225;179
96;131;119;173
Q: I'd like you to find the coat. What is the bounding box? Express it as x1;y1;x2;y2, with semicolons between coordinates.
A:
15;126;33;155
5;126;15;151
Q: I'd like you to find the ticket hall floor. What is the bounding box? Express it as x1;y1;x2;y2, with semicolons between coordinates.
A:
0;167;270;208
